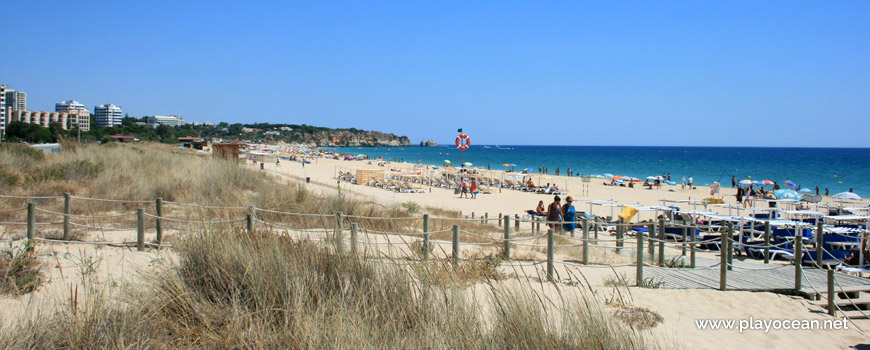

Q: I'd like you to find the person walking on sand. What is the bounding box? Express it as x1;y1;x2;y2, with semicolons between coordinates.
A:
337;180;342;195
562;196;577;237
688;176;694;189
681;177;686;190
275;157;280;167
547;195;563;233
731;176;736;188
470;179;478;199
815;186;819;195
460;178;469;198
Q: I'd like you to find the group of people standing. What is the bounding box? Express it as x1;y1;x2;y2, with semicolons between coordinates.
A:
458;178;478;199
534;195;579;236
536;167;574;177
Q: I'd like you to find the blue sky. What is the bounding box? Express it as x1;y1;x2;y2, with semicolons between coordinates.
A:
1;1;868;147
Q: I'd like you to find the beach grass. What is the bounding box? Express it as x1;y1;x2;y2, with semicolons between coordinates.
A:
0;225;671;349
0;240;43;296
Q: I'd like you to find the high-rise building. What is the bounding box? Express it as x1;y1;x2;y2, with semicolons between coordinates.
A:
5;90;26;111
0;85;6;140
56;100;88;113
94;104;122;128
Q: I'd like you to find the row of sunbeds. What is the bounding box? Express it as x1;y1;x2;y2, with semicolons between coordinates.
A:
366;178;427;193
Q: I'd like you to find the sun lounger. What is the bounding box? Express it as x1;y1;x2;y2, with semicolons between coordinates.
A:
399;182;425;193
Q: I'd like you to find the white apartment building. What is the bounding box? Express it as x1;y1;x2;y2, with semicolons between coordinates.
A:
146;115;185;127
94;104;122;128
56;100;88;113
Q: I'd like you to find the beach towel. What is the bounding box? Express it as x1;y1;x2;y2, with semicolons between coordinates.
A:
618;206;639;221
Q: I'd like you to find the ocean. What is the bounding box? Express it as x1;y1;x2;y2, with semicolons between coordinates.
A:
323;145;870;197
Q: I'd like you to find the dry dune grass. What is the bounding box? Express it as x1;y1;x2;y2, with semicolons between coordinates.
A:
0;226;671;349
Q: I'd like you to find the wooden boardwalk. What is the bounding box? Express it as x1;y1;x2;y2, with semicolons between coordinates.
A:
646;258;870;297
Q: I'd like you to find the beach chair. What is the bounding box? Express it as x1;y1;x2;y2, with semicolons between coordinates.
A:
402;182;426;193
802;250;850;266
743;241;795;261
385;179;399;191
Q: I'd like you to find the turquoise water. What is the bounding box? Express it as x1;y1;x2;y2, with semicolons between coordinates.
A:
324;145;870;197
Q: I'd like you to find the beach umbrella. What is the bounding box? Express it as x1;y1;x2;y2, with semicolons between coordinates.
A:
646;176;657;180
463;162;473;167
502;164;511;167
612;175;623;180
784;180;797;190
444;160;452;164
832;192;862;200
762;180;774;185
602;173;614;178
773;189;802;200
738;179;752;185
523;168;535;172
798;188;812;193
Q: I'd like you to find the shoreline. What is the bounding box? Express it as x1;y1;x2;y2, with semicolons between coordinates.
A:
319;144;868;198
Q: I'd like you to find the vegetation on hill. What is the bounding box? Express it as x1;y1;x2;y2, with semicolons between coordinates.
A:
3;117;410;146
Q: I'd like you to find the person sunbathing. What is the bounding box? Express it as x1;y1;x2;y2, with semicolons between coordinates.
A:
535;200;547;216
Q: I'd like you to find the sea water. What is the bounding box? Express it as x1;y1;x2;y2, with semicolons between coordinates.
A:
324;145;870;197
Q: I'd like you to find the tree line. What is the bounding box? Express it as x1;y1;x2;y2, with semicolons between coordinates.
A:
2;116;390;144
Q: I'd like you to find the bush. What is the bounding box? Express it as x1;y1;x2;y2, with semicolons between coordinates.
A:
0;240;43;295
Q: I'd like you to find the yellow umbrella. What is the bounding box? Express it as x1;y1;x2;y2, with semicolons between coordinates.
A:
444;160;452;164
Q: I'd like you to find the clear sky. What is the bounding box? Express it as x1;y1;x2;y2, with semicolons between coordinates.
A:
2;1;868;147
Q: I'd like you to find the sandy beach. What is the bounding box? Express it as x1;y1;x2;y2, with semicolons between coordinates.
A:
1;149;867;349
252;153;870;349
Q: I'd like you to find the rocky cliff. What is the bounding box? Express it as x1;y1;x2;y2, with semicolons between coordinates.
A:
293;130;412;147
420;139;438;147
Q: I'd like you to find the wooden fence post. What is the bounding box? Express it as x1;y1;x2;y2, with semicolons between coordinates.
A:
422;214;430;261
498;213;502;227
335;213;344;254
503;214;511;260
636;226;644;286
547;229;554;281
616;218;624;254
155;197;163;245
719;230;727;291
582;217;589;264
827;269;836;317
63;192;71;241
763;221;771;264
26;202;35;240
816;221;824;267
690;223;696;268
648;220;655;261
246;206;255;233
452;225;460;266
351;223;359;256
514;214;520;232
658;217;665;266
794;234;803;293
137;208;145;251
726;222;734;271
681;225;687;256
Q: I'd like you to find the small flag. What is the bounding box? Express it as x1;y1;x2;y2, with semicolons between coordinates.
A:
457;128;463;133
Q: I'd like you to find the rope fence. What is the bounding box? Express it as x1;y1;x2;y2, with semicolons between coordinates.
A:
2;193;869;323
